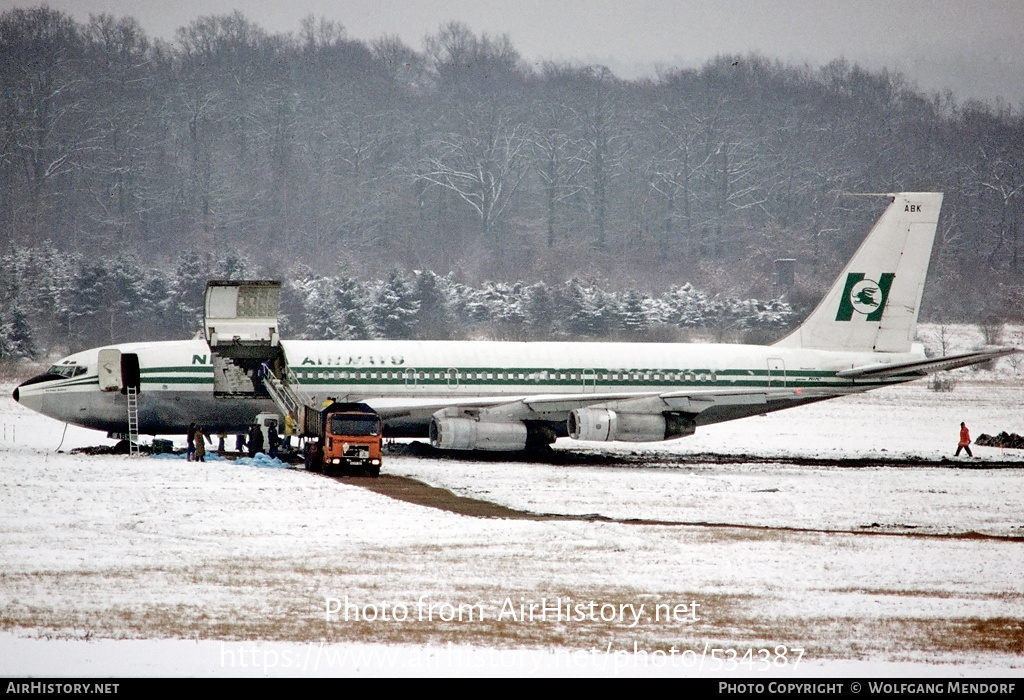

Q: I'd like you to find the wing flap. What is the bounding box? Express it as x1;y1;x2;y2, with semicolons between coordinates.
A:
663;393;766;410
521;391;662;413
526;387;786;415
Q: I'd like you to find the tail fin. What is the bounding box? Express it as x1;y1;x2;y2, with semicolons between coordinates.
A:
774;192;943;353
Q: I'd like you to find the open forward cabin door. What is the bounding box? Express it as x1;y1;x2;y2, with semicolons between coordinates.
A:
204;280;283;397
97;348;140;394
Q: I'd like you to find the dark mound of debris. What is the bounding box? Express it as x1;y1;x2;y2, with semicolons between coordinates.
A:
975;432;1024;449
69;440;149;455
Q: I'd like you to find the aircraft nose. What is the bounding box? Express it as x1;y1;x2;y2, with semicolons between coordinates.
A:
13;378;44;412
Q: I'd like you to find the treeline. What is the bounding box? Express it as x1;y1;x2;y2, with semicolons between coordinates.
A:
0;245;793;359
1;7;1022;325
287;269;792;343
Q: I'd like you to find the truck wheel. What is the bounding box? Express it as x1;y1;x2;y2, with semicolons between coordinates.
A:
366;464;380;478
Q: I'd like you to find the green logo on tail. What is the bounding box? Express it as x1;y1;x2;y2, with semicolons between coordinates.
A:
835;273;895;321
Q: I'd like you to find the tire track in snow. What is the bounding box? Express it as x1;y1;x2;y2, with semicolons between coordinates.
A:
337;474;1024;543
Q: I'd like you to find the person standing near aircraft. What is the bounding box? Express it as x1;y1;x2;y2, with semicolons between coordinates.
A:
268;422;280;460
248;423;264;457
955;422;973;457
194;426;208;462
186;422;197;461
283;411;296;450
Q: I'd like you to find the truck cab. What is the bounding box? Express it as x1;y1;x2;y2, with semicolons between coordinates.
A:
304;402;383;477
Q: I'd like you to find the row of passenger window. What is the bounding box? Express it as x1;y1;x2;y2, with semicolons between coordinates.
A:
293;370;719;382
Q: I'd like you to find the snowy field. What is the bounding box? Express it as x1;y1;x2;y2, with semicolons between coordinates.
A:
1;357;1023;676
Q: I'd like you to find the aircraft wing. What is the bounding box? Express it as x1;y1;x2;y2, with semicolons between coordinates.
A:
369;386;814;424
368;391;665;420
836;346;1019;379
522;386;806;416
367;395;540;419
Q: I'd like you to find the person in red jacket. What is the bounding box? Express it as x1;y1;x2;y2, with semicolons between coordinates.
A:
955;422;973;457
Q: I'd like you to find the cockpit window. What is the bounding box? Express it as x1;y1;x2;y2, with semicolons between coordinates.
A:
47;365;86;378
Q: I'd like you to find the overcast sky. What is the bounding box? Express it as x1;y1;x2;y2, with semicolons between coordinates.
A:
3;0;1023;103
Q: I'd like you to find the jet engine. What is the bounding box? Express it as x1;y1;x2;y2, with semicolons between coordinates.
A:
429;416;529;451
568;408;696;443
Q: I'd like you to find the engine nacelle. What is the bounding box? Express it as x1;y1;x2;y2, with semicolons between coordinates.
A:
429;416;529;451
568;409;696;443
568;408;618;441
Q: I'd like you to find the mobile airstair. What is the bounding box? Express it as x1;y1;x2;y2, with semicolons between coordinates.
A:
259;364;319;431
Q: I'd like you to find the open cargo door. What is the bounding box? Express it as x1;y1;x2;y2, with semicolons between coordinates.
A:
204;281;284;397
204;280;281;347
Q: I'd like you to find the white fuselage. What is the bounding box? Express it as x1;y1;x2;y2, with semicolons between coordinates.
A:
14;337;921;439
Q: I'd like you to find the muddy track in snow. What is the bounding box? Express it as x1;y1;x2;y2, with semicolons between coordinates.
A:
335;473;1024;543
386;441;1024;469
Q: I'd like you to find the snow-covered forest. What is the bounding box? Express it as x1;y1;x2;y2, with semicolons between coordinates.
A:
0;244;792;359
1;7;1022;359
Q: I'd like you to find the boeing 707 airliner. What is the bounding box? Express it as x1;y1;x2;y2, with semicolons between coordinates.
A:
13;193;1016;452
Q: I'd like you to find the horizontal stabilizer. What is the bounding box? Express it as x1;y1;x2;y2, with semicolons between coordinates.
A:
836;347;1019;379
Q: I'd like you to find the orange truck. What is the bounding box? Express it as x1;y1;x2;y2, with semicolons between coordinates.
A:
302;402;383;477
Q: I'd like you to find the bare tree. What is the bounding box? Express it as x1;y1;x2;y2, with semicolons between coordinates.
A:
531;92;587;247
643;92;714;250
977;150;1024;271
0;7;88;247
424;21;523;96
371;34;426;93
571;66;624;248
80;14;154;248
417;105;531;236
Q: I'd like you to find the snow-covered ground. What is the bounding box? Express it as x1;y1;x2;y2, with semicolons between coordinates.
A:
1;369;1023;677
389;379;1024;535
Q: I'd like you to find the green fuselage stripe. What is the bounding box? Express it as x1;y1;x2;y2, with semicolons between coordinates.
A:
285;366;891;390
141;366;213;374
39;365;894;392
142;377;216;384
